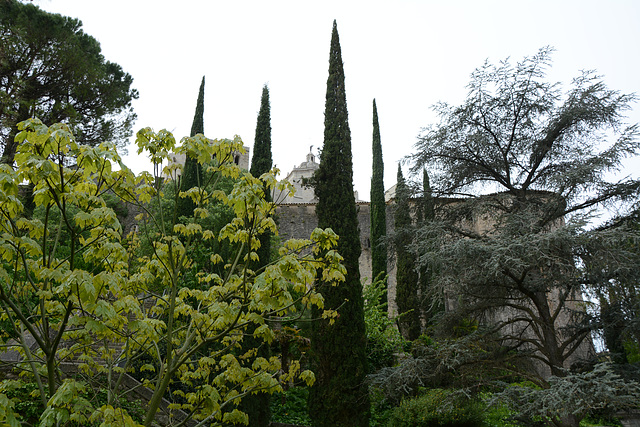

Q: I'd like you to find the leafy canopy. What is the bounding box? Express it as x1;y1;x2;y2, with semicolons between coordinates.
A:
0;0;138;164
0;118;347;427
412;46;638;210
407;48;640;427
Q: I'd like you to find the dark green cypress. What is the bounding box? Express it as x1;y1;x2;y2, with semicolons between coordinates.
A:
370;99;387;288
422;169;434;221
418;169;441;328
177;76;205;219
394;164;421;341
250;85;273;180
309;20;370;427
249;84;273;270
189;76;205;137
239;85;273;427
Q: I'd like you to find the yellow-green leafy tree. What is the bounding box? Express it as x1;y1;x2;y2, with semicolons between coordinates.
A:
0;119;346;426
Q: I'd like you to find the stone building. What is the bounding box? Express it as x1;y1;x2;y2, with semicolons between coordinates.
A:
273;147;363;204
273;150;395;307
273;149;319;204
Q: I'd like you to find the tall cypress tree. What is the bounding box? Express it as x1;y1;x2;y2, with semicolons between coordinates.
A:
370;99;387;287
239;85;273;427
417;169;441;328
249;84;273;270
250;85;273;180
421;169;434;221
178;76;205;219
394;164;421;341
310;20;370;427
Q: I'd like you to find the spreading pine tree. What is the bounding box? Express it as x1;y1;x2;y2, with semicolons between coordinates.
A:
370;99;387;289
177;76;205;219
239;85;273;427
309;20;371;427
394;164;421;341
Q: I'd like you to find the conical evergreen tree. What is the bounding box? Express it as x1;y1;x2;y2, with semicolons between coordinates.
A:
370;99;387;290
309;20;370;427
190;76;205;137
422;169;434;221
394;164;421;340
250;85;273;180
239;85;273;427
417;169;441;328
249;84;273;271
178;76;205;219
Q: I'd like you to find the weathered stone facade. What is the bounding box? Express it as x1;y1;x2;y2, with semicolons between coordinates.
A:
277;202;377;279
276;193;595;376
276;201;400;311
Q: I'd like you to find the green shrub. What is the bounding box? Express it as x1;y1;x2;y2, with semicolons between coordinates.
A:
481;397;520;427
580;415;622;427
3;381;42;425
270;386;311;426
1;380;146;426
364;275;406;372
370;387;395;427
386;389;483;427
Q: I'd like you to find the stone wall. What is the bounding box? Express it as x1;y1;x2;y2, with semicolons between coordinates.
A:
276;202;377;281
276;202;399;312
276;197;594;376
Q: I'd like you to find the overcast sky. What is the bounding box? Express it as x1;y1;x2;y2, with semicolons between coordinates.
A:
33;0;640;202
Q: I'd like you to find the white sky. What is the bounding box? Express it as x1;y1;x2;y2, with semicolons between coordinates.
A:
33;0;640;202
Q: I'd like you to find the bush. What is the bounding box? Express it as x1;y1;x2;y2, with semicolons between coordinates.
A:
386;389;483;427
3;381;42;425
370;387;395;427
364;275;406;372
0;380;146;426
481;396;519;427
270;386;312;426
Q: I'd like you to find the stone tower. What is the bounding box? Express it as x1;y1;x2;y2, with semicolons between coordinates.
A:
273;148;320;204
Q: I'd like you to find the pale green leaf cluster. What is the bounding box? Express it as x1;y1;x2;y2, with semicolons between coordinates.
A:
40;380;93;426
0;120;345;427
0;381;22;427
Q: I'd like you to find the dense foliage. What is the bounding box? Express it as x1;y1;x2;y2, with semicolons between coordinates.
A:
241;84;275;427
249;84;274;273
270;386;312;426
394;165;421;341
0;0;137;164
587;209;640;365
370;99;387;287
250;85;273;182
386;389;484;427
0;119;347;426
408;47;640;426
310;20;371;427
364;275;405;372
415;170;441;328
177;76;205;219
